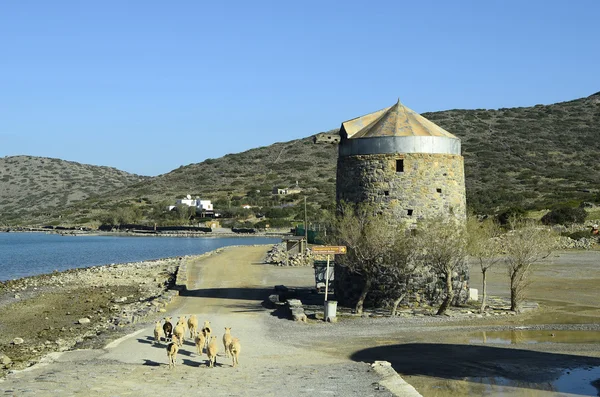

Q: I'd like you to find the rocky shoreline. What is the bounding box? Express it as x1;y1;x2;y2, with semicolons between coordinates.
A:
0;226;291;239
0;254;194;378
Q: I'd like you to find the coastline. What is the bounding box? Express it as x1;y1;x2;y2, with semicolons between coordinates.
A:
0;246;245;377
0;226;291;239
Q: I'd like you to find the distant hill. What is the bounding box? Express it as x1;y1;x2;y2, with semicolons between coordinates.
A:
424;92;600;212
0;156;148;223
3;92;600;225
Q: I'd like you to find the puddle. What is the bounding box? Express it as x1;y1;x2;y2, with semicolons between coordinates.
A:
468;330;600;345
413;367;600;396
553;366;600;395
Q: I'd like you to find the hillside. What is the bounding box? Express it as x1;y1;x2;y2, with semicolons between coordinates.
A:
0;156;148;223
424;92;600;212
4;92;600;226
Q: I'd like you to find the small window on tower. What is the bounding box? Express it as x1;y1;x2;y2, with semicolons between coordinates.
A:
407;209;413;216
384;190;390;196
396;159;404;173
436;188;442;194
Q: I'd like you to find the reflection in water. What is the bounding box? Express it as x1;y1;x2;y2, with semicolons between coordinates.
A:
553;367;600;396
416;368;600;396
470;330;600;345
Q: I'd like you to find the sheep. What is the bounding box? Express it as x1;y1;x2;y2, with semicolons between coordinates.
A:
153;320;164;344
163;317;173;342
206;336;218;368
167;335;179;369
173;321;185;347
195;331;206;356
229;338;241;367
176;316;187;335
201;321;212;348
222;327;233;358
187;314;198;339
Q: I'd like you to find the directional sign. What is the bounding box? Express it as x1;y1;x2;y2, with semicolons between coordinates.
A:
312;246;347;255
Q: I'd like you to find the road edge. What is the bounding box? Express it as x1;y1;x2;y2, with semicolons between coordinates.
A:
370;361;423;397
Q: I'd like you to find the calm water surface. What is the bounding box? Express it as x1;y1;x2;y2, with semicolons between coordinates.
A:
0;233;280;281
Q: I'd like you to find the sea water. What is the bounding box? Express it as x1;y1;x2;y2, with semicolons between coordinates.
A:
0;232;280;281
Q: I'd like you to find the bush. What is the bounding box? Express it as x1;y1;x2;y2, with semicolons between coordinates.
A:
541;207;587;225
497;207;526;225
563;230;591;240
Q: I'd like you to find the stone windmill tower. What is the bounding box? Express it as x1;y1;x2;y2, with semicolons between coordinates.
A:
334;99;468;306
336;99;466;223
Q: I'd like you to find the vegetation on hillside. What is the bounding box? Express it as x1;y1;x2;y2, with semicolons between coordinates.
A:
2;92;600;227
0;156;148;224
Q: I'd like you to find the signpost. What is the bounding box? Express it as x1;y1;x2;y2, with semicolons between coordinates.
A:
312;246;346;322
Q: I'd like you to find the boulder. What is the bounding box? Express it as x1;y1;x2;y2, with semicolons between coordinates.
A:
0;354;12;368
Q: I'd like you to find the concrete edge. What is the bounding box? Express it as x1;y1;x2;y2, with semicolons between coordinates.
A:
370;361;423;397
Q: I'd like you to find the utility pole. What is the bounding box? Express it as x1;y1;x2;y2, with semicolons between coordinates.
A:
304;196;308;255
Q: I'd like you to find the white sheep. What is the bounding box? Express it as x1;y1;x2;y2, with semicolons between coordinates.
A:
187;314;198;339
206;336;218;368
167;335;180;369
153;320;163;344
229;338;241;367
222;327;232;358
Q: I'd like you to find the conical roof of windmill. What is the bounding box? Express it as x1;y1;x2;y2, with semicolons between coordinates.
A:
341;99;457;140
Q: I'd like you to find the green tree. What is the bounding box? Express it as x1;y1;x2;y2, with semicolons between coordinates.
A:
541;206;587;225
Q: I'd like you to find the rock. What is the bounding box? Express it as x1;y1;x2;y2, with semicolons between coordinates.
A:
78;318;91;324
14;294;20;299
287;299;303;308
0;354;12;368
267;294;280;308
113;296;127;303
12;337;24;345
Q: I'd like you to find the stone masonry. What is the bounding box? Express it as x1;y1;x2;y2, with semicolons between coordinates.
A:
336;153;466;223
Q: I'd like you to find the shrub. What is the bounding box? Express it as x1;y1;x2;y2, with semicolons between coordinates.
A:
497;207;526;225
541;207;587;225
564;230;591;240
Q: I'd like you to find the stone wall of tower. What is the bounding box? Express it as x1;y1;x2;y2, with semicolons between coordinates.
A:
336;153;466;222
334;151;468;309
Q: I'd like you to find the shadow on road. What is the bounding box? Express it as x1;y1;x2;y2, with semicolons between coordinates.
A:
351;343;600;395
142;359;161;367
180;287;272;301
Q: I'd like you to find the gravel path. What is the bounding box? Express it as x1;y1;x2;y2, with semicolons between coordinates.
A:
0;246;395;397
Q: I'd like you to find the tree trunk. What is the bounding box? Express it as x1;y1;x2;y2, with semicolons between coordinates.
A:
479;269;487;313
510;286;519;312
390;293;406;316
437;271;454;315
355;278;372;315
510;268;521;312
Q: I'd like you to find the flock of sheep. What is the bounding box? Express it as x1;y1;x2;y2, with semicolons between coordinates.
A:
153;315;241;369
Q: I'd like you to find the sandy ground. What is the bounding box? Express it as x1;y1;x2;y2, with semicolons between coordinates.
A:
1;247;600;396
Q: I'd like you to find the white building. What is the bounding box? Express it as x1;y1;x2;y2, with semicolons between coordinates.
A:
174;195;214;212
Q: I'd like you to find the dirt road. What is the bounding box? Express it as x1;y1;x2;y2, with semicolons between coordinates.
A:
2;247;600;396
0;246;390;397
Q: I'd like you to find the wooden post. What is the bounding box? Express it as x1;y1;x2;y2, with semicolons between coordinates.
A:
324;254;330;302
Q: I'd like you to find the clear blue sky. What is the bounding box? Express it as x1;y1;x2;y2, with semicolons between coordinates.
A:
1;1;598;176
